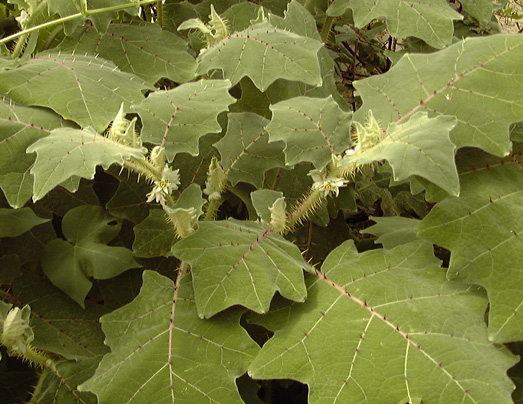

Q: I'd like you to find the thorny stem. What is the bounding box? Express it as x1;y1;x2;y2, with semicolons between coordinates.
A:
156;1;164;27
123;158;162;180
320;15;335;43
204;198;222;221
0;0;160;48
284;189;323;232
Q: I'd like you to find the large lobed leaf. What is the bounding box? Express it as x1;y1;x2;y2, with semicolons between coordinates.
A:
249;240;517;403
196;21;323;91
58;22;196;84
214;112;286;188
0;207;48;237
0;51;151;131
354;34;523;157
26;127;146;202
0;100;73;207
172;220;308;318
41;206;141;307
418;150;523;343
327;0;462;48
79;270;260;404
133;79;235;161
266;96;353;169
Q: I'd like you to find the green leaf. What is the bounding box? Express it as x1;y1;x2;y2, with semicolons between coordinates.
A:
362;216;423;249
196;21;323;91
0;207;48;237
58;23;197;84
132;209;176;258
172;220;308;318
14;272;108;360
345;112;460;195
41;205;141;307
0;100;73;208
79;270;260;404
266;96;353;169
249;240;517;403
133;80;235;161
418;151;523;343
251;189;284;224
214;112;286;188
29;357;101;404
106;171;150;224
0;51;152;131
26;127;146;202
459;0;493;24
327;0;462;48
354;34;523;157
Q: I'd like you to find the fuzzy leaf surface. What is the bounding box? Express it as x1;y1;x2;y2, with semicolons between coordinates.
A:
172;220;308;318
354;34;523;157
133;80;235;161
26;128;146;201
41;206;141;307
0;51;151;131
79;270;260;404
196;22;323;91
362;216;422;249
214;112;286;188
249;240;517;404
344;112;459;195
58;23;196;84
266;96;353;169
0;207;49;237
327;0;462;48
0;100;73;208
418;151;523;343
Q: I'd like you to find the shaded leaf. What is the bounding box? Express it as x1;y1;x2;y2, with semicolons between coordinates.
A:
27;128;146;202
249;240;517;404
106;172;151;224
266;96;353;169
418;151;523;342
214;112;286;188
133;80;235;161
79;270;260;404
41;205;141;307
0;207;48;237
196;22;323;91
172;219;308;318
14;272;108;360
58;22;196;84
0;100;73;208
0;51;151;131
354;34;523;157
327;0;462;48
133;209;176;258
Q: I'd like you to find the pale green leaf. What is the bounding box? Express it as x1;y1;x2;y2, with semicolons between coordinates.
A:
214;112;286;188
41;206;141;307
418;151;523;342
0;51;152;131
251;189;284;224
196;21;323;91
0;100;73;208
133;80;235;161
172;219;307;318
327;0;462;48
249;240;517;403
0;207;48;237
58;23;196;84
133;209;176;258
362;216;422;249
26;128;146;202
79;270;260;404
354;34;523;157
459;0;493;23
14;272;108;360
345;112;459;195
266;96;353;169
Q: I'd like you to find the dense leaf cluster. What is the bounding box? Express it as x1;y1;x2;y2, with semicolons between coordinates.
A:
0;0;522;403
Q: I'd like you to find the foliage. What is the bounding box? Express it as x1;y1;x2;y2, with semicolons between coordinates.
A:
0;0;522;403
